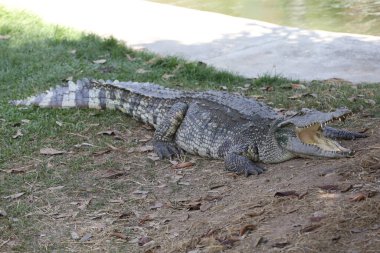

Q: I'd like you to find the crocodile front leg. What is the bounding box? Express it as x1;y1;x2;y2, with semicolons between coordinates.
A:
323;126;368;140
153;102;188;159
224;144;265;177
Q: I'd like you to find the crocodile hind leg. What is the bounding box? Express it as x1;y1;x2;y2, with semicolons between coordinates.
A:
323;126;368;140
224;144;265;177
153;102;188;159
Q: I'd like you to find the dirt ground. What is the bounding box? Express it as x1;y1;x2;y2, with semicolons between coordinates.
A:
1;116;379;253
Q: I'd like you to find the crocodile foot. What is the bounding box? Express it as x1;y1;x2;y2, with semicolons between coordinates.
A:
153;140;182;159
224;153;265;177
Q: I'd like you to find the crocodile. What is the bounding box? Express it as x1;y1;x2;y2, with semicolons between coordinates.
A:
11;78;367;176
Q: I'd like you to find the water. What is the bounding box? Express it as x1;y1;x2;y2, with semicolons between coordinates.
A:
152;0;380;36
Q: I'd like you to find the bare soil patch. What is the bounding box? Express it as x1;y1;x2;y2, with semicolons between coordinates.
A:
1;117;379;253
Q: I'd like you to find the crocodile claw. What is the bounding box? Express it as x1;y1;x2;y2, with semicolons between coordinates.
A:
243;163;266;177
153;140;182;159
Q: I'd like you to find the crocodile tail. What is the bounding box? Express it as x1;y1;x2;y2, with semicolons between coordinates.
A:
10;78;122;110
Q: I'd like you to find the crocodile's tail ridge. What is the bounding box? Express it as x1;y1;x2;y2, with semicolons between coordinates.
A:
10;78;123;110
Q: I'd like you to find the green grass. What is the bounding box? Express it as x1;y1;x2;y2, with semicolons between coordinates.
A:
0;6;379;252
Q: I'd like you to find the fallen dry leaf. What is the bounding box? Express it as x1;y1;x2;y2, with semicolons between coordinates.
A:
340;184;353;193
0;209;7;217
138;145;154;152
132;190;149;199
126;54;135;61
40;148;66;155
291;83;307;90
185;201;202;211
178;181;190;186
179;213;189;222
300;224;322;233
4;192;25;200
200;202;212;212
240;224;256;236
348;96;358;102
129;145;154;153
99;169;125;179
350;228;364;233
109;199;124;204
203;194;223;202
12;129;23;139
70;231;80;240
21;119;30;124
250;95;265;99
162;73;175;80
47;185;64;191
369;163;380;170
310;216;326;222
350;193;367;202
364;99;376;105
274;191;299;198
136;68;150;74
74;142;96;148
118;212;134;219
80;233;92;242
260;86;273;92
209;184;226;190
78;198;92;210
288;93;317;100
284;207;299;214
97;130;120;136
299;190;309;199
106;143;119;151
111;231;128;240
272;241;290;248
288;93;304;100
147;153;160;161
64;76;73;82
92;149;112;156
5;165;34;174
150;202;163;210
216;236;240;247
245;209;265;218
52;212;73;219
138;236;152;246
171;162;195;169
367;190;378;198
0;35;11;40
93;59;107;64
138;214;156;225
132;190;149;195
318;184;339;191
255;236;267;247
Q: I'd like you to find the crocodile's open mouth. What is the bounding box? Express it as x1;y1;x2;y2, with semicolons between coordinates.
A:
296;116;351;154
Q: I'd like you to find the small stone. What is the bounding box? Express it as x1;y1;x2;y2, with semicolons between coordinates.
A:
71;231;80;240
80;233;92;242
0;209;7;217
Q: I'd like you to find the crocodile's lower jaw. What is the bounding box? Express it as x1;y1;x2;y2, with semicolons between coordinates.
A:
296;124;351;154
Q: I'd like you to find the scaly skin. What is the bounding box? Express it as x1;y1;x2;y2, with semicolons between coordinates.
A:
11;79;368;176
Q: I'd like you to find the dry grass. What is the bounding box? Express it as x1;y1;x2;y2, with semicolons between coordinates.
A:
1;118;379;253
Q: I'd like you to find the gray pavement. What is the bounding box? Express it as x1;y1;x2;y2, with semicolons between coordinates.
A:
1;0;380;83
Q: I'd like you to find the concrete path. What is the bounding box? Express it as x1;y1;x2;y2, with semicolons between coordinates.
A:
1;0;380;83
